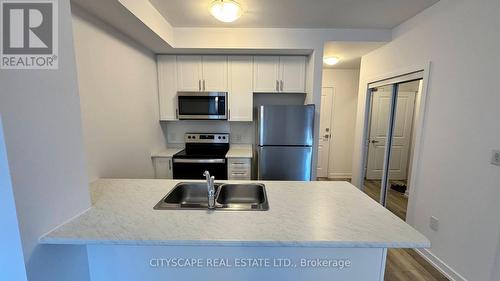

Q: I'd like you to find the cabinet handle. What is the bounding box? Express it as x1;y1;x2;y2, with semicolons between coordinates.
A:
280;80;284;91
228;109;231;120
198;80;201;91
168;159;172;170
203;80;206;91
276;80;279;91
175;109;178;119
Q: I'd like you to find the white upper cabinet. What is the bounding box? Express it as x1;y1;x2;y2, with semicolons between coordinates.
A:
253;56;306;93
228;56;253;121
177;55;227;92
280;56;306;93
157;55;178;120
176;55;202;91
202;56;228;91
253;56;280;92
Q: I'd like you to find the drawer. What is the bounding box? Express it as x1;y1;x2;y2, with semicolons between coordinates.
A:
229;170;251;180
228;158;251;171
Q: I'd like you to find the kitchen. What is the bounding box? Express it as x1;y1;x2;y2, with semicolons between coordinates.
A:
1;1;500;281
152;54;313;182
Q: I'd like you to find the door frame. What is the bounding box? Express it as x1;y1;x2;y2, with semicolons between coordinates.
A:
355;62;431;223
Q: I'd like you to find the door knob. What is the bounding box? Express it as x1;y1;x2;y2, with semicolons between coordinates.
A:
324;134;330;139
371;140;379;144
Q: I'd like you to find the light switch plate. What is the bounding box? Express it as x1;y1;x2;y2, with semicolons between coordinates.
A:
430;216;439;231
491;150;500;166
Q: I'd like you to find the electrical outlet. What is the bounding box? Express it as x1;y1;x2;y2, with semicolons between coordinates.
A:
430;216;439;231
491;150;500;166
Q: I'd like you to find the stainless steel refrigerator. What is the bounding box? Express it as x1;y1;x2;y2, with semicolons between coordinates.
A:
256;105;315;181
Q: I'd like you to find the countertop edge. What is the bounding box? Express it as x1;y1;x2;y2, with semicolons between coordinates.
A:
39;237;430;249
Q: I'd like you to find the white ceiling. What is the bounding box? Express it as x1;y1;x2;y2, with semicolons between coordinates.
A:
323;42;385;69
149;0;439;29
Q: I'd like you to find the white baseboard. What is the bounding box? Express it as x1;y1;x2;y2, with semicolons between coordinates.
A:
328;172;352;179
414;248;467;281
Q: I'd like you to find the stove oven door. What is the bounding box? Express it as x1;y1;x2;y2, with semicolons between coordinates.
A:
172;158;228;180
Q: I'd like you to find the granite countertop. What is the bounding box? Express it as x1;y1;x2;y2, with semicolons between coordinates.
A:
40;179;429;248
151;148;183;158
226;144;253;158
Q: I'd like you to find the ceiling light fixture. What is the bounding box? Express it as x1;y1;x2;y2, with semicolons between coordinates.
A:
210;0;242;23
323;56;340;66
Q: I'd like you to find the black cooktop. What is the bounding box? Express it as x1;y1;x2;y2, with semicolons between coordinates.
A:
173;149;226;159
173;143;229;159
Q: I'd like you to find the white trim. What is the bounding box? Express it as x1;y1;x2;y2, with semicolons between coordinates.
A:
415;248;467;281
378;248;388;281
328;172;352;179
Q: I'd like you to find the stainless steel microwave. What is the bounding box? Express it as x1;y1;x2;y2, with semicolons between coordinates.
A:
177;92;228;120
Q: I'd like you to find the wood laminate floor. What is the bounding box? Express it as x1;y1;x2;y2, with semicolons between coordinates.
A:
318;178;448;281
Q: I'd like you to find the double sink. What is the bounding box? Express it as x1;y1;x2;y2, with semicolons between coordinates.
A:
154;182;269;211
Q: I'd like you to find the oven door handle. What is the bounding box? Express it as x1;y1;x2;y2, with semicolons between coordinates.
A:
173;159;226;164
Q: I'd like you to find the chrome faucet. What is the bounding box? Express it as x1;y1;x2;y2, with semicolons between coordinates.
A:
203;171;216;209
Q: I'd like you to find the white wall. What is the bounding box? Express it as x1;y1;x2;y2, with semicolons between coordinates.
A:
72;5;166;181
322;69;359;178
0;1;92;280
352;0;500;280
0;117;27;281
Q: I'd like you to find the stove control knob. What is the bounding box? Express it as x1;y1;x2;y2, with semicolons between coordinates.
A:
188;136;191;139
222;136;226;139
218;136;221;139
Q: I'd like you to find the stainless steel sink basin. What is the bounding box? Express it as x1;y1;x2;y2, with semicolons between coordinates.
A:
154;182;269;211
154;182;221;210
216;183;269;211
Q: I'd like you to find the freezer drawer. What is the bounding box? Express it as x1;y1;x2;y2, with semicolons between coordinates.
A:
257;105;315;146
257;146;312;181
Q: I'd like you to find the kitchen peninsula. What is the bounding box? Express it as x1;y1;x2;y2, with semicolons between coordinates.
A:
41;179;429;281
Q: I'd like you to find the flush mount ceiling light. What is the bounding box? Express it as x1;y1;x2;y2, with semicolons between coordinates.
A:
210;0;242;23
323;56;340;66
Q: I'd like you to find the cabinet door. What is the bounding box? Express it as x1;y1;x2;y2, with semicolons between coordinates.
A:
253;56;280;93
177;55;202;91
157;56;178;120
279;56;306;93
202;56;227;91
153;157;173;179
228;56;253;121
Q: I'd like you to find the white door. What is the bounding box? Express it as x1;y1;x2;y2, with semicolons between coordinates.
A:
279;56;306;92
253;56;280;92
157;55;177;120
228;56;253;121
366;90;416;180
202;56;227;91
177;55;202;91
317;87;334;178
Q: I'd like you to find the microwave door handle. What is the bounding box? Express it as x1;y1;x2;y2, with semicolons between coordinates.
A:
214;96;219;117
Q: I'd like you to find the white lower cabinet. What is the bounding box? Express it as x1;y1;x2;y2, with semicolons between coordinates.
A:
227;158;251;180
153;157;173;179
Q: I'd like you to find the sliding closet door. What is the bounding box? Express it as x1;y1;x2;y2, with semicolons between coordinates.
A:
364;85;396;206
364;71;424;210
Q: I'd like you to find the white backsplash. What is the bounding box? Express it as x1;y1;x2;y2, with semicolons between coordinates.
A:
162;121;254;145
